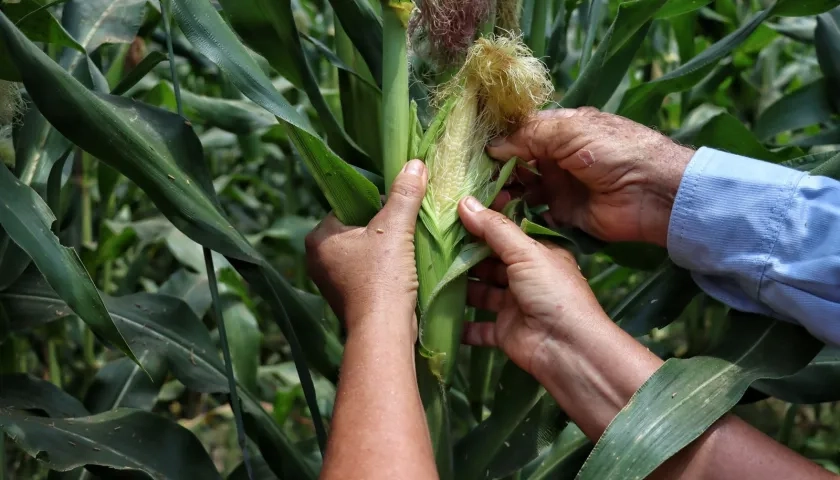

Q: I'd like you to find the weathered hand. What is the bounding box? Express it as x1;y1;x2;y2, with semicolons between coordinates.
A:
457;196;609;376
305;160;427;334
488;108;694;247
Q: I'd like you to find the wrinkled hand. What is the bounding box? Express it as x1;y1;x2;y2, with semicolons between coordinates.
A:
488;108;695;247
305;160;428;334
457;196;610;376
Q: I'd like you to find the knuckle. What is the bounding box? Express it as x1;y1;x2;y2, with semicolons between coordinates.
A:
390;177;424;200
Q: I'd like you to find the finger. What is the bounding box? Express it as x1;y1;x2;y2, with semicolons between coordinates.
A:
371;159;428;233
458;196;541;265
467;281;509;312
486;108;581;161
471;259;508;286
486;108;599;163
462;322;498;347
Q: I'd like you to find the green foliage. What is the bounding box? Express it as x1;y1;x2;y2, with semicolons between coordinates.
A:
1;0;840;479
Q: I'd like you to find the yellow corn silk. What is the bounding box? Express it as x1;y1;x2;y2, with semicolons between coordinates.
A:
416;34;553;381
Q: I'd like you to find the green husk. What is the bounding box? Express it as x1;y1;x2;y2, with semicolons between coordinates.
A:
416;35;552;381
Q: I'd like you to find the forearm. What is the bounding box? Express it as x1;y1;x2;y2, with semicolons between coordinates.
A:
667;148;840;345
320;315;437;480
533;315;830;480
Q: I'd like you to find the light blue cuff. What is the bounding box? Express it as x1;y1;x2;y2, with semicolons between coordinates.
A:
667;147;806;316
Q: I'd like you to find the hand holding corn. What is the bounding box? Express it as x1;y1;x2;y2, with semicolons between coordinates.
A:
488;107;695;247
305;159;428;335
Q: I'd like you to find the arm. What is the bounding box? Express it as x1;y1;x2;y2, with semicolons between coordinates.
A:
321;311;436;480
668;147;840;345
457;198;835;480
485;109;840;346
306;160;437;480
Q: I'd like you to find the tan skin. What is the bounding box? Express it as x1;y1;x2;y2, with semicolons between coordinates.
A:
308;110;836;480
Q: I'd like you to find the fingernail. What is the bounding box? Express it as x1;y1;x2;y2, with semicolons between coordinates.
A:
464;196;484;212
488;136;506;147
403;159;424;176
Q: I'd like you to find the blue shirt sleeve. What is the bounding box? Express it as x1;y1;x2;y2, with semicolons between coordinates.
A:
667;147;840;346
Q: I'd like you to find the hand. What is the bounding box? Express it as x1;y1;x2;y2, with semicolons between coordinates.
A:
487;108;695;247
457;196;611;376
305;160;428;335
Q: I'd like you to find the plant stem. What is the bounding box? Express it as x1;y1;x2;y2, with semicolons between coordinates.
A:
381;0;412;190
778;403;799;446
47;339;62;388
529;0;548;58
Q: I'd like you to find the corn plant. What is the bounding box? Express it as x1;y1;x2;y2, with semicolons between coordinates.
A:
1;0;840;479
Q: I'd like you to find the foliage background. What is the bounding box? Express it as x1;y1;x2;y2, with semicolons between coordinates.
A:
0;0;839;479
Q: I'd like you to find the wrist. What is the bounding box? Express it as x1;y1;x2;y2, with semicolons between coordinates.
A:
641;144;694;247
345;303;417;345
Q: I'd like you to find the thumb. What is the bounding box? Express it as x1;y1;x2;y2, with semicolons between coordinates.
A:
458;196;539;265
372;159;428;232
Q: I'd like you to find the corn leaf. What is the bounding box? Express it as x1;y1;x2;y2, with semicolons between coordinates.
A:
217;0;374;171
110;51;168;96
0;163;137;364
775;0;840;16
170;0;382;226
3;0;85;53
0;13;333;469
611;262;699;337
0;408;221;479
815;9;840;111
0;374;89;418
562;0;659;109
523;424;591;480
619;4;778;124
692;113;803;162
84;354;168;414
327;0;383;86
0;270;319;480
454;362;545;480
656;0;714;19
754;80;834;140
576;314;823;480
754;347;840;404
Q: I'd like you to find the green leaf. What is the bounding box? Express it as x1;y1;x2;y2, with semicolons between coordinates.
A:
0;408;221;479
0;106;69;290
327;0;383;86
0;10;343;391
83;353;169;414
454;362;544;480
754;79;835;140
170;0;382;226
217;0;373;171
692;113;801;162
611;262;699;337
655;0;714;19
423;242;491;318
58;0;147;83
755;347;840;404
523;424;592;480
815;9;840;112
0;163;137;364
775;0;840;16
577;314;823;480
563;0;665;108
0;374;89;418
0;270;319;480
618;5;777;124
486;397;566;478
149;81;277;134
110;50;168;96
221;302;262;394
3;0;85;53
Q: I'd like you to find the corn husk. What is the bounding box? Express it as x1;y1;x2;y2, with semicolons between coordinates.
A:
416;35;552;380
